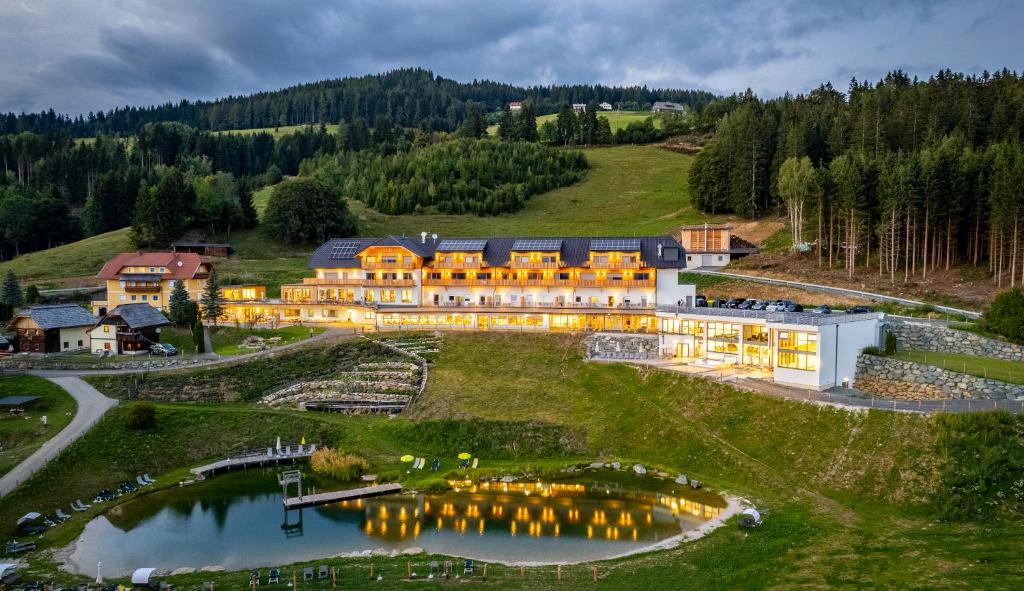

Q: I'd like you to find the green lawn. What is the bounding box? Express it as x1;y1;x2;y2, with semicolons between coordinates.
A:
0;376;76;477
5;333;1024;588
208;325;325;355
252;184;274;221
159;326;200;356
891;350;1024;385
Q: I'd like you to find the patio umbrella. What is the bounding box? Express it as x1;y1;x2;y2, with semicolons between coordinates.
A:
301;436;306;445
276;436;281;452
400;455;415;463
457;452;472;460
96;562;103;585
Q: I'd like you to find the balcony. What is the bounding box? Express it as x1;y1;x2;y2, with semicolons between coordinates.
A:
304;277;415;287
425;301;655;311
124;283;161;292
421;277;655;288
588;260;643;269
362;260;415;270
432;260;483;270
508;261;562;269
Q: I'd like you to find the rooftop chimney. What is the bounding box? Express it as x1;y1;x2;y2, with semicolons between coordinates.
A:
420;231;428;244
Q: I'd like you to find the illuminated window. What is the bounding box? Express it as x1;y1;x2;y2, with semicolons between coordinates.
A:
777;331;818;371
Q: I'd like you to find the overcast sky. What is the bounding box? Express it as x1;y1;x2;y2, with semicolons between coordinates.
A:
1;0;1021;115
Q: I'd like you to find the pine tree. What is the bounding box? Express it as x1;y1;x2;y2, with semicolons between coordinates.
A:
0;271;23;308
200;274;223;326
518;101;538;142
497;105;515;140
168;280;192;326
24;285;40;305
460;101;486;139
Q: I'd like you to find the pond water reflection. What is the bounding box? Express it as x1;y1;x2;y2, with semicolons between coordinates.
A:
69;470;725;576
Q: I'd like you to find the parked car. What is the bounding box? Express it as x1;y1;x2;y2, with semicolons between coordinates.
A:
737;299;758;310
749;300;769;310
844;305;874;314
810;305;832;314
723;298;746;309
694;295;708;307
150;343;178;356
764;300;784;312
780;301;804;312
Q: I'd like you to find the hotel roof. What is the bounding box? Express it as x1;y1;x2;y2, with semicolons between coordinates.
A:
97;252;207;280
308;235;687;269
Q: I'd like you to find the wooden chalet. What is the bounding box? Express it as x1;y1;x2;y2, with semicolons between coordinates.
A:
6;304;96;353
90;304;171;355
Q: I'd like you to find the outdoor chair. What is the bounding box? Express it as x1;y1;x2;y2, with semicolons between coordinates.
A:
268;569;280;584
318;565;328;579
249;570;260;586
429;561;440;578
303;567;314;581
464;560;474;574
431;459;441;471
471;458;479;469
136;475;149;487
143;474;156;484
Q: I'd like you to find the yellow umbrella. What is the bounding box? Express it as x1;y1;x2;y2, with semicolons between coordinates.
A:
457;452;472;460
400;455;415;463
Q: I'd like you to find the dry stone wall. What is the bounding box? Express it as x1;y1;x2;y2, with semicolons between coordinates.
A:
886;320;1024;361
856;354;1024;400
584;333;660;360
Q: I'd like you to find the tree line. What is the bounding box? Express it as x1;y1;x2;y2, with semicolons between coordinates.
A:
3;68;718;137
689;68;1024;286
301;138;588;216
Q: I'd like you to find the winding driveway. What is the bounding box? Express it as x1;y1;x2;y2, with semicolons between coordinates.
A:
0;377;117;498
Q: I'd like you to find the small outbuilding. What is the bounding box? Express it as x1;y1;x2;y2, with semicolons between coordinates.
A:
90;304;171;355
6;304;96;353
131;567;159;588
172;241;233;257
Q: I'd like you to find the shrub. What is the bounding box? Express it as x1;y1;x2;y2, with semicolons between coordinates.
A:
124;403;157;430
310;448;369;482
862;346;882;356
884;331;898;355
983;288;1024;344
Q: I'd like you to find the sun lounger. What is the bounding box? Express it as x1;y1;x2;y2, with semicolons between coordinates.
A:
55;508;71;522
459;458;470;468
143;474;156;484
71;500;87;512
431;459;441;471
318;565;328;579
137;475;149;486
303;567;314;581
471;458;479;469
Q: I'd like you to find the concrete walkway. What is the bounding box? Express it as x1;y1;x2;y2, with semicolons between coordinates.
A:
0;377;118;497
688;269;981;319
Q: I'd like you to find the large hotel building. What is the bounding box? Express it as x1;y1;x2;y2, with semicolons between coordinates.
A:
214;233;882;390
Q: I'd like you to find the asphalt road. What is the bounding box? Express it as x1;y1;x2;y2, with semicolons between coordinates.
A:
0;377;117;498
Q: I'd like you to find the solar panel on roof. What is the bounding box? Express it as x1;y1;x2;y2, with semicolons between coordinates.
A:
512;238;562;251
437;239;487;251
328;242;360;260
591;238;641;251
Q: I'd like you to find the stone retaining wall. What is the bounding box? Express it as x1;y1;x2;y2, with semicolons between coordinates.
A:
584;333;660;360
0;357;206;371
856;354;1024;400
887;320;1024;361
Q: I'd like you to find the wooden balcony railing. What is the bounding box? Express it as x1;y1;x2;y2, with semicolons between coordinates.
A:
431;260;483;269
508;261;562;269
421;277;655;288
588;261;643;269
362;261;415;270
304;278;415;287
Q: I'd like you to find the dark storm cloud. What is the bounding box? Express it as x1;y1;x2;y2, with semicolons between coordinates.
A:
0;0;1021;115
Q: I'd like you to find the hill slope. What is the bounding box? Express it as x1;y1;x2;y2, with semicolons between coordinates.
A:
1;144;710;289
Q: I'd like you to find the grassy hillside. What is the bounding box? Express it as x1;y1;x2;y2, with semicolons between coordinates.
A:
486;111;659;136
0;228;131;288
215;123;341;139
7;333;1023;588
0;376;76;476
0;144;705;290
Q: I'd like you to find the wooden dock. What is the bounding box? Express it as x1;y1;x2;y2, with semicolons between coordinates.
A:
283;483;402;509
191;445;315;477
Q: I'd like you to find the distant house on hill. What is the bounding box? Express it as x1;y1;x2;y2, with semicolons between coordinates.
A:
598;102;613;111
90;303;170;355
652;101;688;114
7;304;96;353
172;241;233;257
508;101;523;112
677;224;759;267
572;103;587;113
